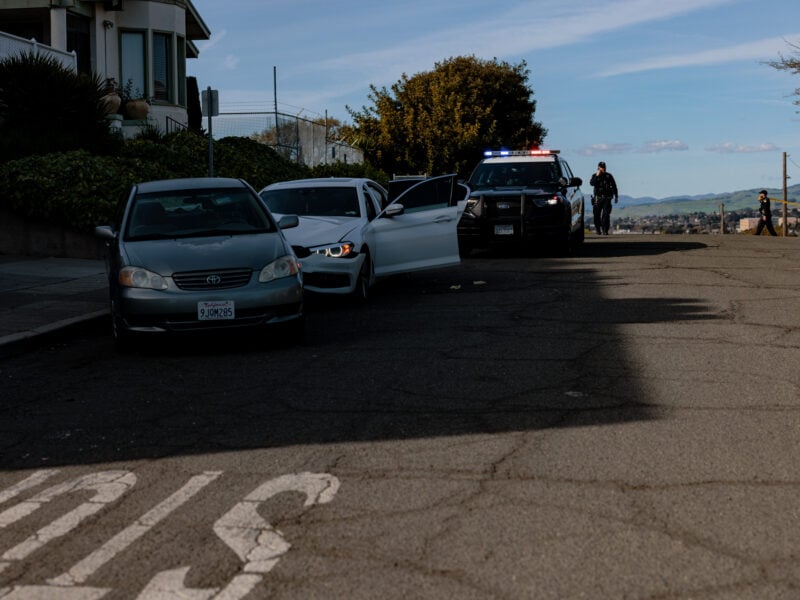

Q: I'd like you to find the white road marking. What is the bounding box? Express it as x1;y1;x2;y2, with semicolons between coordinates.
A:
0;471;60;506
138;472;340;600
0;471;341;600
137;567;218;600
0;585;109;599
215;472;340;574
0;471;135;574
49;471;222;587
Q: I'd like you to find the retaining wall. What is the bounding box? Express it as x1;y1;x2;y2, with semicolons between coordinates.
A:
0;209;103;259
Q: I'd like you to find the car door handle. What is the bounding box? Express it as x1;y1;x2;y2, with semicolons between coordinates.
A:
433;215;453;223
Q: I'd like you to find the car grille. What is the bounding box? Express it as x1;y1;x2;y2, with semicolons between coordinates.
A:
486;196;523;218
304;272;351;289
172;268;252;290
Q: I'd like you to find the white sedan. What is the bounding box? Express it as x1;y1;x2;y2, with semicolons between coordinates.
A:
259;175;466;300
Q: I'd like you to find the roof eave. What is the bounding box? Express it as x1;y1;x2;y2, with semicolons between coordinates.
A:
184;0;210;42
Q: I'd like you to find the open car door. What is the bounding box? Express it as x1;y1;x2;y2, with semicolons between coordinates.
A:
365;174;465;277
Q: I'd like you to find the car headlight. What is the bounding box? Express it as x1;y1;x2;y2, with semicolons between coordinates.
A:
546;196;562;206
310;242;355;258
259;255;301;282
119;266;168;290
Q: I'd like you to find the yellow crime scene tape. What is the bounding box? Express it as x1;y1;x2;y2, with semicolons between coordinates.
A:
766;196;800;207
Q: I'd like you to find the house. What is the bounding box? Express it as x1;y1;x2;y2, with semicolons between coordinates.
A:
0;0;211;134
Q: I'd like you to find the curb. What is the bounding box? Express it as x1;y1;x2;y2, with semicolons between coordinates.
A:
0;310;108;358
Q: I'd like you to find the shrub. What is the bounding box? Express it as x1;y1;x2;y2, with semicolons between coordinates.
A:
0;52;117;161
0;151;173;232
213;136;310;189
0;130;362;234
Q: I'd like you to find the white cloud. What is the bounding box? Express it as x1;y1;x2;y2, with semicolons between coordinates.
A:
223;54;240;70
706;142;779;153
312;0;737;91
639;140;689;153
597;34;800;77
199;29;227;53
577;143;633;156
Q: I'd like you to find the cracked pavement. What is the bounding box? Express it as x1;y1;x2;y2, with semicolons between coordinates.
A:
0;234;799;598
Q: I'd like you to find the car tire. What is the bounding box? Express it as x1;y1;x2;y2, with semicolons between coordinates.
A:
569;214;585;252
109;300;133;352
112;315;134;353
354;250;372;302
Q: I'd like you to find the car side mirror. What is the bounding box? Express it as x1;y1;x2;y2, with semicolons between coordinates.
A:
381;203;405;218
278;215;299;229
94;225;116;240
571;177;583;187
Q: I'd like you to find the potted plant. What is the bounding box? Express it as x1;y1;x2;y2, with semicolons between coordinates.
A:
101;77;121;115
120;79;150;120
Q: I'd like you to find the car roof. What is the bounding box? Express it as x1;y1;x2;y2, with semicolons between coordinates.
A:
135;177;248;193
261;178;379;191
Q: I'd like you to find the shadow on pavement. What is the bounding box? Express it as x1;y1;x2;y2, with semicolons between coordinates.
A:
0;239;721;470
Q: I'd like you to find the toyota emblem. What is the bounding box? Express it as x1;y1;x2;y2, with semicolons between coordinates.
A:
206;274;222;285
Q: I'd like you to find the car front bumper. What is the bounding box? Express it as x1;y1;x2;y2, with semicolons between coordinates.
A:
297;253;365;295
115;274;303;334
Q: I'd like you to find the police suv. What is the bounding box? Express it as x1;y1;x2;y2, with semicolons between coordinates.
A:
457;149;585;255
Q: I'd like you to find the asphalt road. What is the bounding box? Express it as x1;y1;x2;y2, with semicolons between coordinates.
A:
1;234;799;599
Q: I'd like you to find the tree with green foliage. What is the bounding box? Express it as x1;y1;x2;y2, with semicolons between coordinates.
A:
0;52;117;161
345;55;547;177
767;40;800;109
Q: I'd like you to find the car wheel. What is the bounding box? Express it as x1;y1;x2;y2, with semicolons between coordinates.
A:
112;314;133;353
354;251;372;302
570;215;585;251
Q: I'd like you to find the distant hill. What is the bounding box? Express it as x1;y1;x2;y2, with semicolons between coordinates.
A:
614;184;800;217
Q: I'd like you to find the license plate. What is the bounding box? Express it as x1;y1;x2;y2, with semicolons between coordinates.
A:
494;224;514;235
198;300;235;320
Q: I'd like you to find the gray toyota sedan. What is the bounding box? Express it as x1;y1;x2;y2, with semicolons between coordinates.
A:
95;178;304;350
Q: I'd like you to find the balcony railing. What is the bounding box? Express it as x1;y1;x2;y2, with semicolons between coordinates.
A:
0;31;77;71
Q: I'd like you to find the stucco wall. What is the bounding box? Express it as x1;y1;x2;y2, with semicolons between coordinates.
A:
0;209;104;259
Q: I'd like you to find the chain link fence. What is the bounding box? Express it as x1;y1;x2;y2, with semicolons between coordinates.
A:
206;111;362;168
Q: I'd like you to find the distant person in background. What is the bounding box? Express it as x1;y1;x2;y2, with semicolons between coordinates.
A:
590;161;618;235
755;189;777;236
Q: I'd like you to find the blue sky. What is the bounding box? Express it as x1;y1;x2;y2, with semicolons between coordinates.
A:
189;0;800;199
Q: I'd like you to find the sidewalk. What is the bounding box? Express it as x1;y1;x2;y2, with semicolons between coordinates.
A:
0;255;108;356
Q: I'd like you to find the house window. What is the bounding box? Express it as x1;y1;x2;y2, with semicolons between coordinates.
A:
153;32;171;103
120;30;146;99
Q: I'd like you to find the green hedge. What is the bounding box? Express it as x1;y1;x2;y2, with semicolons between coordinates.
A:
0;131;388;234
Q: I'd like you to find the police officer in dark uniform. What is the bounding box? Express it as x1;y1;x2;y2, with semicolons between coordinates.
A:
755;189;777;236
590;161;618;235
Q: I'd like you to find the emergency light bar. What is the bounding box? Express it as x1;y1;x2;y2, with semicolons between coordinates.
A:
483;149;560;157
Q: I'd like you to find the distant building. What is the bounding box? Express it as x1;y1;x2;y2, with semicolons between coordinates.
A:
737;217;759;232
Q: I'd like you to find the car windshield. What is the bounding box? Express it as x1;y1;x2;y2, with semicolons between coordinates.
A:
260;187;361;218
125;188;275;241
469;162;560;190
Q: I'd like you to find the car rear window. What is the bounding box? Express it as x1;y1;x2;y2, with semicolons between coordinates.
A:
125;188;275;240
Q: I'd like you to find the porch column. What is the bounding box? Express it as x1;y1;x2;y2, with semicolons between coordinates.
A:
49;7;68;52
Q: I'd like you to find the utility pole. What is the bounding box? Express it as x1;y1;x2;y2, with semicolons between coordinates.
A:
719;203;725;234
783;151;788;237
273;66;279;151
